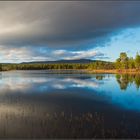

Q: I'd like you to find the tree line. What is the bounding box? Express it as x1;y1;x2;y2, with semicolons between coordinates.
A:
0;61;114;71
115;52;140;69
0;52;140;71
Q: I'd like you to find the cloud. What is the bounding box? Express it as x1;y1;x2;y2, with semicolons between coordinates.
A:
0;1;140;62
53;49;105;60
0;1;140;48
0;45;106;63
0;46;52;63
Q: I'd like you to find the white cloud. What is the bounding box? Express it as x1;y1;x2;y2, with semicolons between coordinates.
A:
0;45;105;63
53;49;104;60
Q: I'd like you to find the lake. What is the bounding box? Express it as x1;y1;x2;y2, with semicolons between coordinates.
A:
0;70;140;138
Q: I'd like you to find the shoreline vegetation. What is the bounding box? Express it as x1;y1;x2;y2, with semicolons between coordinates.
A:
87;69;140;74
0;52;140;74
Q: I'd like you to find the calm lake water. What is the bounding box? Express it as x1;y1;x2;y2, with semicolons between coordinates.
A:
0;70;140;138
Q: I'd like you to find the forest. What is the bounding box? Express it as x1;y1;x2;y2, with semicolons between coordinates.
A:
0;52;140;71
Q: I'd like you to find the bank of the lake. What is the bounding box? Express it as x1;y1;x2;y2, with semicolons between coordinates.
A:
1;69;140;74
86;69;140;74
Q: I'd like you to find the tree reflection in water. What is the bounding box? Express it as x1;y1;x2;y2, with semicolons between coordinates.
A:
116;74;140;90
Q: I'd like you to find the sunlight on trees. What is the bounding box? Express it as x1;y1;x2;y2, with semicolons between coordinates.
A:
0;52;140;71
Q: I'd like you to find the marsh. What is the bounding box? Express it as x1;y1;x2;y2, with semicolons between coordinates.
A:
0;70;140;138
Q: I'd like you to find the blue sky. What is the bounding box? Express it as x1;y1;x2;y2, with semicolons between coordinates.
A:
96;27;140;61
0;1;140;63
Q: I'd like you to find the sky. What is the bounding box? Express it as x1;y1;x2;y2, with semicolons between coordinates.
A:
0;1;140;63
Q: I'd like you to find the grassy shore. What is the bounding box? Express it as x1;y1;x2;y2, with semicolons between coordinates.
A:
86;69;140;74
1;68;140;74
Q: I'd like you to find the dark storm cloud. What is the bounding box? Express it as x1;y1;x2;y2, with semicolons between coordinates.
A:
0;1;140;48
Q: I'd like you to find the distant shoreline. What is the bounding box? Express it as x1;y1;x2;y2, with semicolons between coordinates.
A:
86;69;140;74
1;69;140;74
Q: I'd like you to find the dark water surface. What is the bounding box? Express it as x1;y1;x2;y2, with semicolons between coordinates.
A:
0;70;140;138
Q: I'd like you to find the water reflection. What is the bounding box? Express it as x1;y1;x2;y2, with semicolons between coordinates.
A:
0;71;140;138
116;74;140;90
96;75;105;80
1;71;140;92
0;73;100;92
